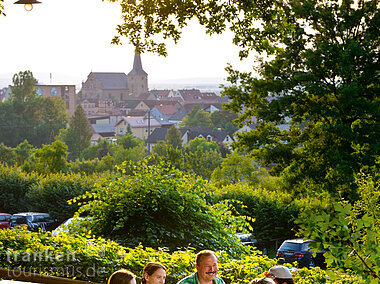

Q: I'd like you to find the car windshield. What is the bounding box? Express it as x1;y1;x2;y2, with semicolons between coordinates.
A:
280;242;302;251
10;216;29;224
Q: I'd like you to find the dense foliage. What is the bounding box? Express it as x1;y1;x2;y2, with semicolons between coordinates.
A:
210;109;239;133
0;71;68;148
298;173;380;282
0;166;36;214
0;228;364;283
27;140;69;174
110;0;379;200
26;172;96;222
72;160;248;253
0;165;96;221
213;183;306;244
57;105;92;161
179;105;212;128
211;152;272;187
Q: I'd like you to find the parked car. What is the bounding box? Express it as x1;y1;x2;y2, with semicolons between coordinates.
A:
9;212;58;232
52;217;85;236
236;233;257;246
276;238;326;268
0;213;11;229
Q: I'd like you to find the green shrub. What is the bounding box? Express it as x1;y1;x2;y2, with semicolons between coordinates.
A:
0;227;125;282
73;160;248;254
213;183;310;243
26;172;97;222
70;158;100;174
0;165;38;213
0;143;16;166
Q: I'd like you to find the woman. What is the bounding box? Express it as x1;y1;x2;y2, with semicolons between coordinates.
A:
250;277;275;284
267;266;295;284
142;262;167;284
107;269;136;284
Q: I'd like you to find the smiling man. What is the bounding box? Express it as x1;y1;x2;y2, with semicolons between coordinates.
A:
177;250;225;284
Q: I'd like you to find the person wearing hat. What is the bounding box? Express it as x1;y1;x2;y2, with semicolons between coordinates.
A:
250;277;275;284
267;266;294;284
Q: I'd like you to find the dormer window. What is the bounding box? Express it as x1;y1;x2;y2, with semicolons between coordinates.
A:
206;135;212;142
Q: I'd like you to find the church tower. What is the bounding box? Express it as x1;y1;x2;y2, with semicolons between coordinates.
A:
127;53;148;98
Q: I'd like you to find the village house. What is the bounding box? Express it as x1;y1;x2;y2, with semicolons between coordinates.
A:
147;127;235;149
115;116;163;140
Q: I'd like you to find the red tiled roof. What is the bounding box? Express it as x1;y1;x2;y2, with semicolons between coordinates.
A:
155;104;178;115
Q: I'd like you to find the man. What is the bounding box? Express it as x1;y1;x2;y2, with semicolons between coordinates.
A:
177;250;225;284
267;266;294;284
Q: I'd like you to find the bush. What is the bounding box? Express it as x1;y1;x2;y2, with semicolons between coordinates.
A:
26;172;97;222
0;165;103;223
298;173;380;282
70;158;100;174
0;227;126;282
0;165;38;213
73;160;248;254
213;183;320;244
0;228;364;283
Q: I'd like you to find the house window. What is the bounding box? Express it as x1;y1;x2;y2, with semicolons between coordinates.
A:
120;128;124;134
206;135;212;142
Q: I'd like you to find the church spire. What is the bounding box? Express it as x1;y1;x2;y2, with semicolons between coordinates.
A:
128;53;148;76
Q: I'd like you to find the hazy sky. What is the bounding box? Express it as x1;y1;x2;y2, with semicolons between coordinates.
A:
0;0;253;87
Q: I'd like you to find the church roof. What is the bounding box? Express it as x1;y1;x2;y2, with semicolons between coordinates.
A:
128;53;148;76
91;72;128;89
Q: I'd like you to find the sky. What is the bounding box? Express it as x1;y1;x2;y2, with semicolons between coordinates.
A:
0;0;253;89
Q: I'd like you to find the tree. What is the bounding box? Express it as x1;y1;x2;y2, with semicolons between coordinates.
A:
112;143;147;164
32;140;69;174
298;173;380;282
211;152;270;187
14;140;34;166
184;138;223;179
109;0;379;199
34;96;69;146
151;141;185;170
73;160;248;253
0;71;68;147
186;137;220;154
165;125;182;149
0;0;4;16
117;133;143;149
210;109;238;133
179;105;212;128
0;143;16;166
58;105;92;160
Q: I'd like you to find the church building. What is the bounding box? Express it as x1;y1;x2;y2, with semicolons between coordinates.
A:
81;53;148;103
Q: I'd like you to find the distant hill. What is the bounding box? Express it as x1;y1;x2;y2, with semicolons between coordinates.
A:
149;77;230;93
0;73;230;93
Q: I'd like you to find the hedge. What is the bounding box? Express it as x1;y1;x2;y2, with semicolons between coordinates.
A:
212;183;326;245
0;228;364;283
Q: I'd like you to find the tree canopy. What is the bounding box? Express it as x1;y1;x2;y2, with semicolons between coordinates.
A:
109;0;379;199
0;71;69;147
179;105;212;128
73;160;248;253
0;0;4;17
57;105;92;160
